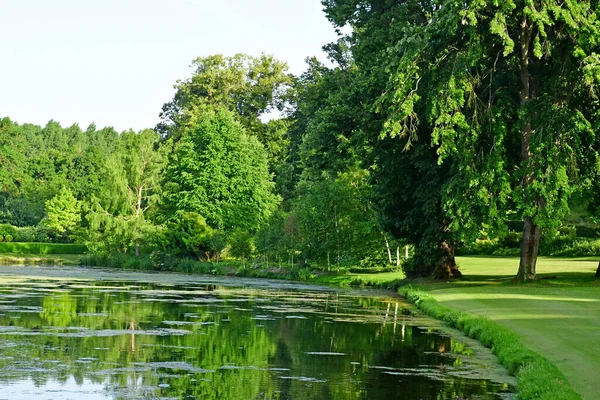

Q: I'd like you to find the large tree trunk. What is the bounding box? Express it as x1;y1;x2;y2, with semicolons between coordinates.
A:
595;262;600;278
432;240;462;280
517;216;540;281
516;17;541;281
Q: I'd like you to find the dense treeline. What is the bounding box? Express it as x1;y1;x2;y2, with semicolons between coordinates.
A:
3;0;600;280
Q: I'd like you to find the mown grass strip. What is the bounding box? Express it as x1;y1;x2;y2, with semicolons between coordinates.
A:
0;242;87;255
0;253;82;266
399;286;581;400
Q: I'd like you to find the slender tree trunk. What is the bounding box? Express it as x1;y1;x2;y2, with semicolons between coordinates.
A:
595;262;600;278
396;246;401;266
432;240;462;280
516;17;540;282
405;245;409;259
384;233;393;264
134;185;144;257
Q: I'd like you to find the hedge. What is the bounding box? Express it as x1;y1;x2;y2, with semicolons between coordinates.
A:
0;242;87;255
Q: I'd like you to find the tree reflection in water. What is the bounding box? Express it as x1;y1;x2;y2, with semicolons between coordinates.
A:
0;279;515;399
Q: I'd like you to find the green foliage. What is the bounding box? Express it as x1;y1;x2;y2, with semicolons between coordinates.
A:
350;251;398;273
42;187;81;238
158;53;293;138
0;242;87;255
295;172;382;267
12;226;51;243
0;224;17;239
400;287;580;400
171;212;214;260
229;231;254;260
162;109;279;235
82;253;154;270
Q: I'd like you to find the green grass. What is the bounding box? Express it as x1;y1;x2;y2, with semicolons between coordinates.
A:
0;242;87;255
411;256;600;400
0;253;82;266
401;286;580;399
312;270;405;287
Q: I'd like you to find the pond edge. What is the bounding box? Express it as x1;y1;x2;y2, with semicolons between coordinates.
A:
398;286;581;400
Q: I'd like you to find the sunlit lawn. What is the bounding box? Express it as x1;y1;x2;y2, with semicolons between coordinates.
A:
0;253;82;266
419;256;600;400
312;270;406;287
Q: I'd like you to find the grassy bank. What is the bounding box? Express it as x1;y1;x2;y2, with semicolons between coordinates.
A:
0;253;82;266
407;256;600;400
401;286;580;399
79;252;407;288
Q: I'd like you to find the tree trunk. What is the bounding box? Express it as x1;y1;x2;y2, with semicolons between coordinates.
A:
135;240;140;257
384;233;393;263
517;216;540;281
595;262;600;278
516;16;541;281
432;240;462;280
396;246;400;266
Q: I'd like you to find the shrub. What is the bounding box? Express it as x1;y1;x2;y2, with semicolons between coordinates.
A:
0;224;17;240
3;234;13;243
0;242;87;254
13;226;51;243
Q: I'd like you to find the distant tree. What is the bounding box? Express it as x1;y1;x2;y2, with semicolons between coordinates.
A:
43;187;81;240
161;109;279;236
229;231;255;267
157;53;294;139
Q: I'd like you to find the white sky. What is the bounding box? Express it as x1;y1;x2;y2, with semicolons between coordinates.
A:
0;0;341;132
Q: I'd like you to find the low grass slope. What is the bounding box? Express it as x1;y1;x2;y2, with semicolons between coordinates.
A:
421;256;600;400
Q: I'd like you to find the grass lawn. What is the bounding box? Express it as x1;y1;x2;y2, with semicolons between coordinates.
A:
311;270;406;287
416;256;600;400
0;253;82;266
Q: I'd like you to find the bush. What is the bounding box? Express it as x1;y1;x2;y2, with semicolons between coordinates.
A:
351;251;399;273
3;234;13;243
0;224;17;240
81;253;153;270
551;238;600;257
0;242;87;254
13;226;51;243
289;267;314;281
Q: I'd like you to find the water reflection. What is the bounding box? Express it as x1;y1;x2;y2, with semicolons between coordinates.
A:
0;278;515;399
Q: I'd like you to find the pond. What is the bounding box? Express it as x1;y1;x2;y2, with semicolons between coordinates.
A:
0;266;515;399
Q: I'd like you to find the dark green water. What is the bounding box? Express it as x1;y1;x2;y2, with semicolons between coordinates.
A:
0;270;515;399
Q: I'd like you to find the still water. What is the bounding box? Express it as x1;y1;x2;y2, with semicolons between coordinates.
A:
0;267;514;399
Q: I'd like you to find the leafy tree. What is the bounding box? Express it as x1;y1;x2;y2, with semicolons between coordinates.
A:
170;212;215;260
80;130;165;255
42;187;81;240
322;0;600;280
161;109;279;235
157;53;293;139
0;118;28;193
295;173;382;269
229;230;254;267
119;129;166;256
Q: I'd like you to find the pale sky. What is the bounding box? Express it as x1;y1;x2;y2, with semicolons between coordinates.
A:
0;0;341;132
